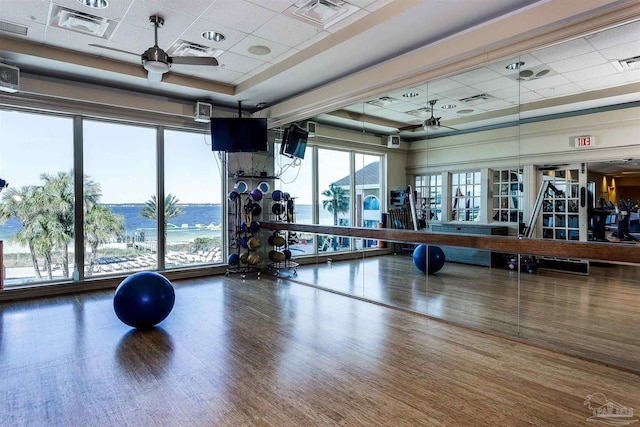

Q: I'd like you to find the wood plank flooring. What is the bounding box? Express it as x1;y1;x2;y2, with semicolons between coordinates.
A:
1;273;639;426
291;255;640;372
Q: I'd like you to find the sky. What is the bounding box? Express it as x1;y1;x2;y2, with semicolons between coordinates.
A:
0;111;224;204
1;110;380;206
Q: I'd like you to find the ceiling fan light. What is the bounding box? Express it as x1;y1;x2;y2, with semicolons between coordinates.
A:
143;59;170;74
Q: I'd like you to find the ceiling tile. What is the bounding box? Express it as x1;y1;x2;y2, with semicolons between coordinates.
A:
564;62;618;83
488;86;520;100
530;38;595;63
599;41;640;62
518;90;544;103
534;82;582;98
519;74;570;91
548;51;608;74
254;14;320;48
121;4;194;45
622;68;640;83
245;0;296;13
45;26;112;54
585;20;640;50
228;34;290;63
449;67;503;85
217;50;266;74
576;74;628;91
270;48;300;65
0;0;50;26
147;0;214;17
439;86;485;102
468;76;518;94
200;0;276;34
417;78;464;95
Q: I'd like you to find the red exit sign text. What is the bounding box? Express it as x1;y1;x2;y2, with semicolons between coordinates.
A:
572;135;596;148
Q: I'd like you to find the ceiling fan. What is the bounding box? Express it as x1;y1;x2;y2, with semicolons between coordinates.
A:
90;15;219;82
399;99;458;132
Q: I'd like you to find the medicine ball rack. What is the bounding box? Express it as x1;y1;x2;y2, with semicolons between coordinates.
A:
226;191;261;280
266;192;298;276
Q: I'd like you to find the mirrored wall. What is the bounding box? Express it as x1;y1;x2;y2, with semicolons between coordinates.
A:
273;18;640;371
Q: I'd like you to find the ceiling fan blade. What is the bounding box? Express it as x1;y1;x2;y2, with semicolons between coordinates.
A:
398;124;422;132
88;43;139;57
441;125;459;131
169;56;219;66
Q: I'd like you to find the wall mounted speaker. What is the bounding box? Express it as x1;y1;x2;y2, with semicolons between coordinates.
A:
387;135;400;148
194;101;212;123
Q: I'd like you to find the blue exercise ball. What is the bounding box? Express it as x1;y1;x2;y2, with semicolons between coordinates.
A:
249;220;261;233
412;244;445;275
228;253;239;265
113;272;175;329
271;190;282;201
283;249;292;260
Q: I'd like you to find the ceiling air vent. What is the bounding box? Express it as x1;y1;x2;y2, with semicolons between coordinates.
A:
366;96;399;107
612;55;640;72
284;0;361;29
168;40;222;59
0;20;28;36
51;5;116;38
458;94;495;104
405;107;430;118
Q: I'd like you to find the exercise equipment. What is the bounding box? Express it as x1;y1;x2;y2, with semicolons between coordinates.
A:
250;188;263;201
228;253;239;265
412;244;445;275
113;272;175;329
271;190;282;201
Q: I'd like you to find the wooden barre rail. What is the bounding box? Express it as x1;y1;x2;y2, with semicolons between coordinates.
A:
260;222;640;264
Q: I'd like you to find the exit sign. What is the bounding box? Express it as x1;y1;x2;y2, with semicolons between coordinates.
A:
572;135;596;148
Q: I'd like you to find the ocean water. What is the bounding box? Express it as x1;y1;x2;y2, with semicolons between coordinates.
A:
0;203;322;242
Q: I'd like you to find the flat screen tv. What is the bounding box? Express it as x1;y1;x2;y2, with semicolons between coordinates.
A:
210;118;268;152
280;124;308;159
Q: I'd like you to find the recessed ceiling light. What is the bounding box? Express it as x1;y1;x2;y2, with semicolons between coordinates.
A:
441;104;456;109
402;92;419;98
202;31;225;42
457;109;474;114
248;45;271;55
506;61;524;70
77;0;108;8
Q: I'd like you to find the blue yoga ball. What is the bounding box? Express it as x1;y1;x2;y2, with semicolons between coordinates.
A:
228;253;239;265
412;244;445;275
283;249;292;260
271;190;283;201
113;272;175;329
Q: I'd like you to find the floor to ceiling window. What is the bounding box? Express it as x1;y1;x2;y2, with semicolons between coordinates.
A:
274;140;315;256
317;148;351;252
0;111;74;286
164;129;224;268
83;120;157;277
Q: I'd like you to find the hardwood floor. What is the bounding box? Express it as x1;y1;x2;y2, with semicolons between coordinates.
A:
291;255;640;372
1;273;639;426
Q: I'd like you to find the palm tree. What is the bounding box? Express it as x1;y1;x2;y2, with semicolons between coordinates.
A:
0;185;46;279
322;183;350;226
85;204;124;276
40;171;102;278
141;194;185;231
